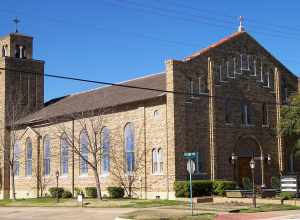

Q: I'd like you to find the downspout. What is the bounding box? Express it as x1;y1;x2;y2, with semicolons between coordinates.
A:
37;135;41;198
143;106;147;199
165;97;170;200
72;119;75;197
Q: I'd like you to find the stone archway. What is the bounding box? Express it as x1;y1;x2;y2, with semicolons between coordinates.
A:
234;135;263;187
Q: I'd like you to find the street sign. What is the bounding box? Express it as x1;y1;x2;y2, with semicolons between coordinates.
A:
281;175;299;195
183;152;197;160
187;159;196;175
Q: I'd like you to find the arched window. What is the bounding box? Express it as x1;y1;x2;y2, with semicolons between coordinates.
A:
14;141;20;176
241;102;252;125
125;123;135;173
60;134;69;175
80;130;89;175
152;148;163;174
158;148;163;173
101;127;110;175
43;135;51;176
25;138;32;176
15;45;20;58
152;149;158;174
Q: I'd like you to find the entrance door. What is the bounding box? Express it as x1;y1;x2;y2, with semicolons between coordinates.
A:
237;157;252;186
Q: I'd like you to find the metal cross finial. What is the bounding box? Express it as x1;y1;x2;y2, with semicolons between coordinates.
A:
13;17;20;33
238;16;245;32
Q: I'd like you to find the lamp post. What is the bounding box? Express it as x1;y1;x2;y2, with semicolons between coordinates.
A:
55;170;59;203
249;158;256;208
230;153;237;182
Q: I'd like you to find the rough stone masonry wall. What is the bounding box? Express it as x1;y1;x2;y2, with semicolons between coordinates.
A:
13;97;175;199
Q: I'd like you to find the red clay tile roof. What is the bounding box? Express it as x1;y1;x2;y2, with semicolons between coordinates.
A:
17;72;166;125
184;31;244;61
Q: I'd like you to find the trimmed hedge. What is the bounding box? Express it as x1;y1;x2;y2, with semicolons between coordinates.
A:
174;180;213;197
242;177;252;190
175;180;237;197
85;187;97;198
280;192;295;200
213;180;237;196
62;190;73;198
49;187;64;198
107;187;125;198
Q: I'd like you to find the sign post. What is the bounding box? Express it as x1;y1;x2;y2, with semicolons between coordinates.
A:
184;152;197;216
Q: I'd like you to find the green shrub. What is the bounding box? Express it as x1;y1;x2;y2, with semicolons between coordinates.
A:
271;176;280;189
107;187;125;198
242;177;252;190
280;192;294;200
174;180;213;198
213;180;237;196
48;187;64;198
74;187;83;196
62;190;72;198
85;187;97;198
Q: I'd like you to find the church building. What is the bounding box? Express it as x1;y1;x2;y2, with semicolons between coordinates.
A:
0;22;299;199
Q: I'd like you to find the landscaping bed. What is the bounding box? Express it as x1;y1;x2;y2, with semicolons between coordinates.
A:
0;198;184;208
118;210;215;220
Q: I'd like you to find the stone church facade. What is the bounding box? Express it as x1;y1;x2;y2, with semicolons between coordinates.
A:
0;27;299;199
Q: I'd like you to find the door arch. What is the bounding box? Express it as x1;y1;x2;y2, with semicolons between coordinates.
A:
234;135;263;187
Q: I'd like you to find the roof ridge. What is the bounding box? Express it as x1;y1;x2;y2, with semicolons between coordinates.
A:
67;71;165;98
183;31;245;61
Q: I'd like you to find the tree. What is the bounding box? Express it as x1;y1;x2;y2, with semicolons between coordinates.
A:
54;109;107;200
0;87;29;200
280;95;300;172
109;123;145;198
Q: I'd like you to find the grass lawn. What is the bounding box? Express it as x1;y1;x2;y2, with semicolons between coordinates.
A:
238;204;300;213
119;210;215;220
0;197;184;208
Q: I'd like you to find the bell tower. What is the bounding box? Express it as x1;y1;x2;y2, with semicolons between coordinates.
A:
0;29;44;198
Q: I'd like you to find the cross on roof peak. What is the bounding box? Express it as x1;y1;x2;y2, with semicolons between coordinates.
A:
238;16;245;32
13;17;20;33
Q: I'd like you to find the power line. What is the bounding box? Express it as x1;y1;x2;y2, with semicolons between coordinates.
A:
104;0;300;41
150;0;300;34
0;7;299;65
0;67;298;109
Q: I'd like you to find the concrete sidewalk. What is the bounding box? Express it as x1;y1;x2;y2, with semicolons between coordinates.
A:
0;207;135;220
214;210;300;220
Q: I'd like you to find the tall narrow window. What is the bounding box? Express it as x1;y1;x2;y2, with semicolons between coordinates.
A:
195;152;203;173
281;78;288;103
262;103;268;126
2;46;5;57
25;138;32;176
15;45;21;58
241;102;252;125
125;123;135;173
152;148;163;174
43;135;51;176
198;75;208;94
152;149;158;174
241;54;249;71
158;148;163;173
14;141;20;176
101;127;110;175
225;98;231;124
186;77;193;97
80;130;89;175
60;134;69;175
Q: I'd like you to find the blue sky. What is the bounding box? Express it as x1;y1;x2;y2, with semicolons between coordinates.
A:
0;0;299;101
